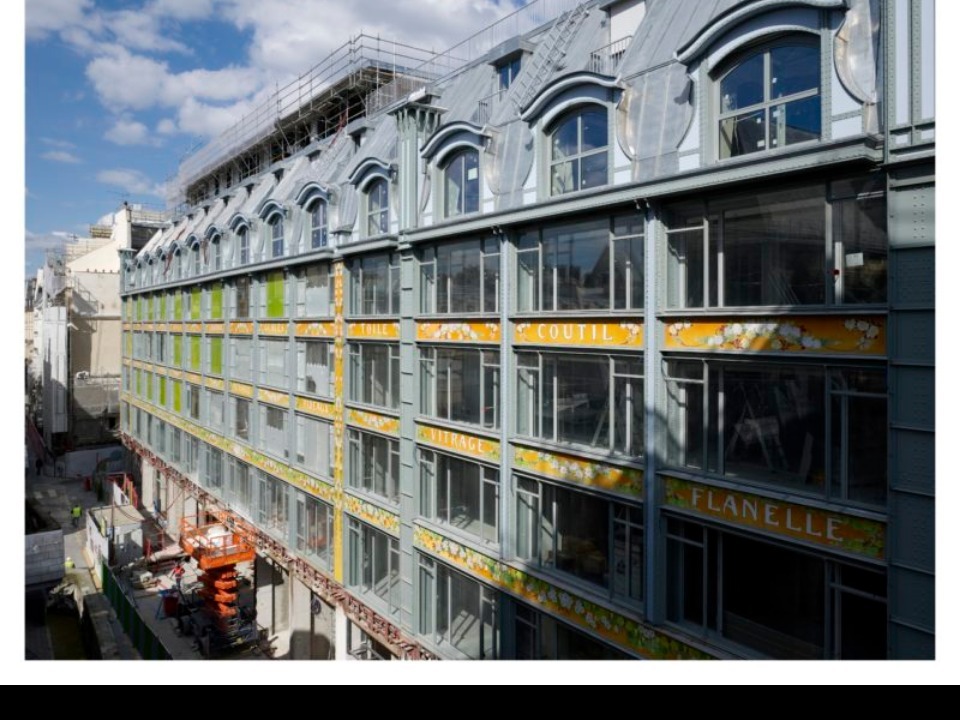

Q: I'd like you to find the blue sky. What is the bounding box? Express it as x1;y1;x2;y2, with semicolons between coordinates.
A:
24;0;526;277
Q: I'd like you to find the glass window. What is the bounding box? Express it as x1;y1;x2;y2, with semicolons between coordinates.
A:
365;178;389;237
296;414;334;479
258;472;289;538
207;390;224;431
204;447;224;493
347;428;400;504
226;458;254;519
208;336;223;376
420;449;499;545
230;338;253;382
516;351;643;455
420;238;499;314
296;494;333;568
269;213;284;258
420;347;499;430
347;518;400;615
258;404;288;460
309;201;328;249
238;226;250;265
517;215;643;312
295;264;333;317
664;360;886;507
349;253;400;316
261;270;286;319
259;339;288;389
418;555;498;659
549;106;608;195
191;243;201;276
443;148;480;218
666;518;886;658
348;342;400;411
297;340;334;397
664;181;886;309
498;55;522;91
514;604;630;660
211;235;222;271
719;40;821;159
233;276;251;319
232;396;250;441
515;476;643;601
185;383;200;421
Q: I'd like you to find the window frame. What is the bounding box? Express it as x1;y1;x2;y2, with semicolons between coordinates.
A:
420;345;500;431
419;237;500;315
715;36;823;161
364;178;390;238
347;517;401;616
441;147;481;219
308;199;328;250
546;104;610;197
419;448;500;547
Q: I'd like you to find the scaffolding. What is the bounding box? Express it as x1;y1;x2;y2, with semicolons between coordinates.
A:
167;0;583;215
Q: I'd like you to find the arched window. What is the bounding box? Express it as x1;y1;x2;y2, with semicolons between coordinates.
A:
269;213;284;258
549;106;608;196
172;249;181;280
191;242;201;276
717;39;821;159
210;233;222;271
309;200;328;249
443;148;480;218
237;226;249;265
365;178;389;237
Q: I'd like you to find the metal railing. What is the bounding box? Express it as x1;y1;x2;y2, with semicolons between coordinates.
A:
588;35;632;76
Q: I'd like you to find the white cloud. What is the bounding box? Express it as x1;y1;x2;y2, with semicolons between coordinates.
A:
41;150;82;164
148;0;216;21
41;138;76;149
96;168;165;198
86;47;261;113
104;9;190;54
156;118;178;135
25;0;94;40
25;230;74;251
104;116;160;146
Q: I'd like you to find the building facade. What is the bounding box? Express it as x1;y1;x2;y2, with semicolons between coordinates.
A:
119;0;935;659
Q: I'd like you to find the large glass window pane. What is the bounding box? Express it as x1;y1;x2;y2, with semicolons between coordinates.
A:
723;533;825;659
723;188;825;305
722;365;824;490
837;193;887;304
665;360;704;470
549;484;609;588
770;44;819;98
720;51;764;113
544;220;608;311
553;355;610;448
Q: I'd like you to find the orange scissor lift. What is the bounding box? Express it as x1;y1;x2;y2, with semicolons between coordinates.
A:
179;517;256;638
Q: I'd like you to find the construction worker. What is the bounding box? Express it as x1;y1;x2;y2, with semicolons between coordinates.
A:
171;560;186;592
70;504;82;528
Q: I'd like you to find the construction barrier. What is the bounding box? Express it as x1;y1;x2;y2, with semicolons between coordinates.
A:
100;561;171;660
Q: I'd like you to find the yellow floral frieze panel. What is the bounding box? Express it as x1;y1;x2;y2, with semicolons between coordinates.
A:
205;323;225;335
204;377;225;392
416;424;501;463
169;323;183;333
413;526;707;660
347;408;400;435
259;322;289;337
229;321;254;335
664;317;886;355
184;372;203;386
258;388;289;407
416;322;501;344
295;322;336;338
295;396;337;420
167;369;183;380
346;322;400;340
513;446;643;497
230;382;254;399
514;321;644;348
143;323;156;332
344;494;401;534
664;477;885;560
185;323;202;334
332;261;346;584
122;323;132;331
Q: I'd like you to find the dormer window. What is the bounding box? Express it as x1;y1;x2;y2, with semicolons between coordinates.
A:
270;213;284;258
549;106;609;196
238;226;249;265
309;200;328;249
443;148;480;218
497;55;522;91
366;178;389;237
717;39;821;159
